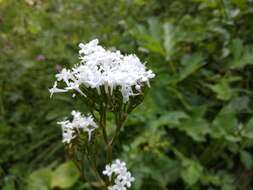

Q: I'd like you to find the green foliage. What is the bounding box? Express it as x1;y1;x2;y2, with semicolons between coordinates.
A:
27;161;80;190
51;161;80;189
27;168;52;190
1;0;253;189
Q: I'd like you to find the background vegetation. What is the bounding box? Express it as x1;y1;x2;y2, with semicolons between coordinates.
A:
1;0;253;189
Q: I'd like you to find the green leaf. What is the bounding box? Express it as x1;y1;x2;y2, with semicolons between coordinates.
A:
147;17;162;41
133;20;165;55
176;53;205;83
230;39;253;69
221;96;251;114
180;118;210;142
232;0;246;9
152;111;189;127
2;180;15;190
163;22;176;60
231;39;243;61
181;159;203;186
240;150;253;169
27;168;52;190
51;161;80;189
149;156;181;187
211;113;241;142
208;80;232;101
241;118;253;139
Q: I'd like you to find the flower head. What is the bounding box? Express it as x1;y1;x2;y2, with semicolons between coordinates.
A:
103;159;135;190
49;39;155;103
57;110;98;143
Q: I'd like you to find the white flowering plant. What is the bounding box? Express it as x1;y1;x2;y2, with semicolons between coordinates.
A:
49;39;155;189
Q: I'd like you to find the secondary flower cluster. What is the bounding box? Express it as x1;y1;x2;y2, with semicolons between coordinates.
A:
103;159;135;190
57;110;98;143
49;39;155;103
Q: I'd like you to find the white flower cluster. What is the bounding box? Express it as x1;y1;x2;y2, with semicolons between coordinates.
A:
49;39;155;103
103;159;135;190
57;110;98;143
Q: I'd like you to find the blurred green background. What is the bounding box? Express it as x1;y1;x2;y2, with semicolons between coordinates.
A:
1;0;253;189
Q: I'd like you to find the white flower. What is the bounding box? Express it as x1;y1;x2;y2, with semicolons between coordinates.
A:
108;180;127;190
103;165;114;177
112;159;127;174
57;110;98;143
50;39;155;103
118;172;135;188
49;82;67;98
62;128;75;144
103;159;134;190
56;68;73;85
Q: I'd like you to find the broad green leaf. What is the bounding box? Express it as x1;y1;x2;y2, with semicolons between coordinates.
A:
2;180;15;190
176;53;205;83
180;118;210;142
149;156;181;187
211;113;241;142
201;173;221;186
152;111;189;127
231;39;243;60
232;0;246;8
163;22;176;60
221;96;251;114
230;39;253;69
133;21;165;55
240;150;253;169
144;42;165;55
181;159;203;186
212;113;237;132
147;17;162;41
241;118;253;138
27;168;52;190
208;80;232;101
220;172;236;190
51;161;80;189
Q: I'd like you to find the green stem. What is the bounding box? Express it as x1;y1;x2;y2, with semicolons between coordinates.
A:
82;139;106;188
100;105;108;144
0;82;5;118
86;153;106;187
107;143;113;164
200;140;224;165
106;113;128;164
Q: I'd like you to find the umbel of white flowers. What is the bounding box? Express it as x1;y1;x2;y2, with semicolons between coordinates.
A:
103;159;135;190
57;110;98;143
49;39;155;103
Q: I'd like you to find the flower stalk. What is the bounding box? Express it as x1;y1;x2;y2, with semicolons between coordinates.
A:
49;39;155;189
